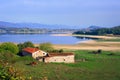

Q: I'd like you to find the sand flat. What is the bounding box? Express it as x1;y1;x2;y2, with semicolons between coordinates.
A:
52;33;117;39
52;40;120;51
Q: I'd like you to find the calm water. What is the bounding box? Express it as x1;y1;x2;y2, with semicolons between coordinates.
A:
0;34;95;44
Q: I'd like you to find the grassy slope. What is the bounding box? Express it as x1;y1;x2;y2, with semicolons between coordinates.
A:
12;50;120;80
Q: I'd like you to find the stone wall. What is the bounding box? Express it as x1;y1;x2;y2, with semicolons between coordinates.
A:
22;50;48;59
44;55;74;63
32;50;48;59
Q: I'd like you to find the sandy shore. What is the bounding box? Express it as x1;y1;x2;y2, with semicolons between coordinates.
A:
50;34;120;51
34;40;120;51
52;33;117;39
1;34;119;51
52;40;120;51
1;40;119;51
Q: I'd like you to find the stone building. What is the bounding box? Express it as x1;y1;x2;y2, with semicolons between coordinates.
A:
22;47;75;63
22;47;48;59
44;53;75;63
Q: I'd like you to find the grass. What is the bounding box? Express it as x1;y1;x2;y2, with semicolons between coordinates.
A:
9;50;120;80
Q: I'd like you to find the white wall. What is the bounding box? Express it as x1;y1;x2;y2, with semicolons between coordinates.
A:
44;55;74;63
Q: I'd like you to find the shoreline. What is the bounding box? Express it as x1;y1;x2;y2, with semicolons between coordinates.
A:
0;34;120;51
52;41;120;51
0;40;120;51
51;33;118;39
34;40;120;51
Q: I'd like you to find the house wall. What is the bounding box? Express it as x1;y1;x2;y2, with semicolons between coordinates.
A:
32;50;48;59
22;50;48;58
44;55;74;63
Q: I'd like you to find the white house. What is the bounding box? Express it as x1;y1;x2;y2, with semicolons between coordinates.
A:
22;47;48;60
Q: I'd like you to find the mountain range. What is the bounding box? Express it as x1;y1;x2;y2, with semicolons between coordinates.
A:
0;21;81;29
0;21;105;30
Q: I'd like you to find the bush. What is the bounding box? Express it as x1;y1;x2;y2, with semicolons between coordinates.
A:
39;43;54;52
0;50;18;64
0;62;25;80
52;49;59;53
59;49;64;53
17;41;34;55
108;53;115;56
0;42;19;55
17;43;24;52
17;41;34;51
23;41;34;48
97;49;102;54
91;49;102;54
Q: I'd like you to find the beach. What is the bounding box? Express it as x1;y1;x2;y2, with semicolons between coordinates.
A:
34;40;120;51
1;33;120;51
52;40;120;51
52;33;117;39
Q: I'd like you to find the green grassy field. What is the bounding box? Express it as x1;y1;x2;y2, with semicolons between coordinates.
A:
8;50;120;80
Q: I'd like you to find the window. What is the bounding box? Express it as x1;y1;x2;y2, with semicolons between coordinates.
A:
43;53;46;55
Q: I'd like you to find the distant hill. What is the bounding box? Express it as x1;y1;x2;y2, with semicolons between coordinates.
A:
73;26;120;35
0;21;81;34
0;21;80;29
88;26;103;30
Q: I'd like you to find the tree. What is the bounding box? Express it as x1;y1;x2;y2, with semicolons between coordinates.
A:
39;43;54;52
0;42;19;55
73;26;120;35
17;43;24;52
23;41;34;48
17;41;34;51
17;41;34;55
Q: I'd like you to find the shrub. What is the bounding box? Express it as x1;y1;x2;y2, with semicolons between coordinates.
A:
17;41;34;51
0;51;18;64
0;62;25;80
17;43;24;52
59;49;64;53
52;49;59;53
97;49;102;54
91;49;102;54
17;41;34;55
0;42;19;55
39;43;54;52
23;41;34;48
108;53;115;56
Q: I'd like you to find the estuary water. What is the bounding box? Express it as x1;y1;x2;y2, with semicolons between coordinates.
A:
0;34;96;44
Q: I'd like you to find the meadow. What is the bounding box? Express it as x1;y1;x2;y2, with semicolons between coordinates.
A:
8;50;120;80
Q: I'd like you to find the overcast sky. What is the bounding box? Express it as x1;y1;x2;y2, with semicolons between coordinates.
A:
0;0;120;28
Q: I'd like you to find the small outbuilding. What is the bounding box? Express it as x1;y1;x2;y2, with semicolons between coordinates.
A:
44;53;75;63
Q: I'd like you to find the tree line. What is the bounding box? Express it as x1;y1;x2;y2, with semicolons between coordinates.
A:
73;26;120;35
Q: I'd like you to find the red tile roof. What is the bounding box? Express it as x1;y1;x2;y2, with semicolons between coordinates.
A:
22;47;39;54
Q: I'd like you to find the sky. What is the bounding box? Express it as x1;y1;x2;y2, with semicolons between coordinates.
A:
0;0;120;28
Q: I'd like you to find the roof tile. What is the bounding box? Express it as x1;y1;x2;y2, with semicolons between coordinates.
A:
22;47;39;54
